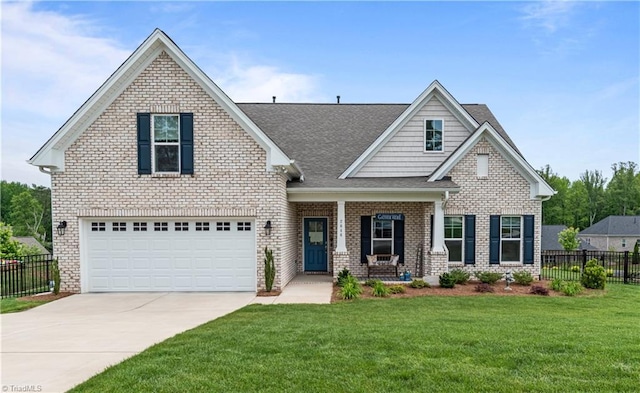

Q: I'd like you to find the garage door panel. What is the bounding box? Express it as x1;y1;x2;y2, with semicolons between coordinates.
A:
87;219;255;292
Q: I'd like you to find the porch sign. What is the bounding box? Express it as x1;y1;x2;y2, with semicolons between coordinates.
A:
375;213;404;221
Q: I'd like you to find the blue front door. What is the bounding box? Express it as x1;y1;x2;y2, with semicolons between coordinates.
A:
304;218;328;271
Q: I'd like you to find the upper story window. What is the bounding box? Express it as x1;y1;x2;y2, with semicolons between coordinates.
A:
424;119;443;152
445;216;463;262
153;115;180;173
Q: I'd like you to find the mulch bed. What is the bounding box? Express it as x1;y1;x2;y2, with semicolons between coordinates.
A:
17;292;74;302
332;280;571;302
256;290;282;297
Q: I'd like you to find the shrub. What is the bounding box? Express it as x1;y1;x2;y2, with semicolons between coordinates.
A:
570;265;581;273
388;284;406;294
633;241;639;265
52;258;60;295
371;280;390;297
340;281;362;300
474;283;494;293
561;281;583;296
264;247;275;292
439;273;456;288
530;285;549;296
449;269;470;285
550;278;565;291
605;268;614;277
581;258;606;289
409;279;430;289
475;271;503;285
513;271;534;286
364;279;381;287
337;268;351;287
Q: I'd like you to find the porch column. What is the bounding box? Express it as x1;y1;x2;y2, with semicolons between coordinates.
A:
432;200;445;253
336;200;347;252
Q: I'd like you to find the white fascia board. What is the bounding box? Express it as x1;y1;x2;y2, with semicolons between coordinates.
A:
428;122;556;199
338;80;479;179
29;29;291;171
287;187;459;202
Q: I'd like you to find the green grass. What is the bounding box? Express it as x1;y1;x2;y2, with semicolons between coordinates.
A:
0;297;51;313
70;285;640;393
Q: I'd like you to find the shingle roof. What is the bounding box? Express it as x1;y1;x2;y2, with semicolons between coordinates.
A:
11;237;50;255
237;103;516;189
579;216;640;236
542;225;597;251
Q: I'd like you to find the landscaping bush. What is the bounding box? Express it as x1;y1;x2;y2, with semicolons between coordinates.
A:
530;285;549;296
340;281;362;300
605;268;614;277
337;268;352;287
561;281;583;297
474;283;494;293
449;269;470;285
513;271;534;286
371;280;390;297
409;279;430;289
550;278;565;291
570;265;581;273
264;247;275;292
475;271;503;285
439;273;456;288
52;258;60;295
387;284;406;294
364;279;381;287
581;258;606;290
633;241;639;265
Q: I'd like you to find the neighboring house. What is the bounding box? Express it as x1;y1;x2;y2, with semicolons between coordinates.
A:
541;225;596;251
28;29;554;293
579;216;640;252
11;236;50;255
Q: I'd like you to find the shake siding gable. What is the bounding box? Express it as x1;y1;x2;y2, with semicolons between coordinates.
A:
354;96;471;177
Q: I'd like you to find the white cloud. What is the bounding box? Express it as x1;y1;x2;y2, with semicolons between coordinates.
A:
520;0;578;33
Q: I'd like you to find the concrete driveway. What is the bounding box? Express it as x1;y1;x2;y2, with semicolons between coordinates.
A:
1;292;255;393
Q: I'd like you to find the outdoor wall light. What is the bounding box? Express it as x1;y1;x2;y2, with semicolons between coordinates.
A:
57;221;67;236
264;220;272;236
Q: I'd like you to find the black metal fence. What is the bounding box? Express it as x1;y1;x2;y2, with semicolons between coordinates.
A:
1;254;55;298
541;250;640;285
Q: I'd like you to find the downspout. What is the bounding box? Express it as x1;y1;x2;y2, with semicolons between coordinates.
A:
39;166;53;175
442;190;450;210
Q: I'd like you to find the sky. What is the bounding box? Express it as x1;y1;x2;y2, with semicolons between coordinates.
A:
2;1;639;187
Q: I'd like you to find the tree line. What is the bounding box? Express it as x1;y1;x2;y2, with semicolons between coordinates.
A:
1;180;52;251
538;161;640;229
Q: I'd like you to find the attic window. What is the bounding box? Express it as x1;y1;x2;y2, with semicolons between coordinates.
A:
477;154;489;178
424;119;443;152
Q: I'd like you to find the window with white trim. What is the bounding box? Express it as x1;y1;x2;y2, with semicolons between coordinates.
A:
152;115;180;173
372;218;393;254
622;239;626;247
445;216;463;262
501;216;522;262
424;119;443;152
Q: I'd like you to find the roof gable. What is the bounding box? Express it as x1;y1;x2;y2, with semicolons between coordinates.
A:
429;122;555;199
29;29;293;172
339;80;480;179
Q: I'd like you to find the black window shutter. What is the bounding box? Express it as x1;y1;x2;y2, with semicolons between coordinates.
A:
360;216;372;263
523;215;534;264
489;215;500;264
393;220;405;265
137;113;151;174
180;113;194;175
464;215;476;265
430;214;434;250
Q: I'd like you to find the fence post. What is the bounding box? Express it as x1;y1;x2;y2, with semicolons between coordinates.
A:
582;249;588;270
624;251;629;284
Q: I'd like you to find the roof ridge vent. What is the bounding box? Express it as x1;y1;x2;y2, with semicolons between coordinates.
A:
337;95;340;104
272;96;276;103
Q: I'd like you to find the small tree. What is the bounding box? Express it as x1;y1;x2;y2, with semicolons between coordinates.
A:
0;222;25;259
558;227;580;251
264;246;276;292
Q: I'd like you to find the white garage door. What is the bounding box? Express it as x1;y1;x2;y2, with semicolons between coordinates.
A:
85;219;256;292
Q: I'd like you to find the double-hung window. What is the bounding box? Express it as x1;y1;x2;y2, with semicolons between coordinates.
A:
444;216;463;262
501;216;522;262
153;115;180;173
372;219;393;254
424;119;443;152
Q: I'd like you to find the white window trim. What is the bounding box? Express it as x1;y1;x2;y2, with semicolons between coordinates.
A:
423;118;445;153
477;154;489;178
371;217;394;254
151;114;181;174
500;216;522;263
444;215;464;263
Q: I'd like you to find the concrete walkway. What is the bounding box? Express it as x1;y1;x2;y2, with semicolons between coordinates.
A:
251;274;333;305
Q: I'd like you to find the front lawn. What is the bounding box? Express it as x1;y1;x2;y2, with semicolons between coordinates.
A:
71;285;640;393
0;297;51;313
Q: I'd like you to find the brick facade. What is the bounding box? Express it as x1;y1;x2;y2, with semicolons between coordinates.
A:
52;51;295;292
